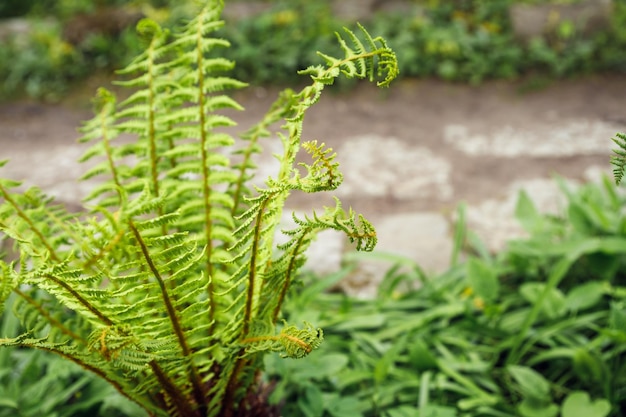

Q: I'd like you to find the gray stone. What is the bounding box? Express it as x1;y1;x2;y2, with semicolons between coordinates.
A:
275;211;345;277
510;0;612;41
331;0;379;21
0;18;58;47
337;135;452;201
465;178;574;252
332;0;412;21
341;212;453;298
0;18;31;42
444;119;619;157
222;2;273;22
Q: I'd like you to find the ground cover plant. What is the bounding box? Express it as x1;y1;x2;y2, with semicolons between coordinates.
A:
0;295;151;417
0;1;399;415
0;0;195;100
268;170;626;417
2;0;626;99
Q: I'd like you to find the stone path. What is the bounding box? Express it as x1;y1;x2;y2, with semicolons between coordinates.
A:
1;75;625;296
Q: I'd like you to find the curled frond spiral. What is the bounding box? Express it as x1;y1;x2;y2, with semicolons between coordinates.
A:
297;140;343;192
241;321;323;359
302;23;399;87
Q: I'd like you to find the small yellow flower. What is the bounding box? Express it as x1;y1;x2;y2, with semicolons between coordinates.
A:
452;11;469;23
461;286;473;298
480;21;501;34
274;10;298;26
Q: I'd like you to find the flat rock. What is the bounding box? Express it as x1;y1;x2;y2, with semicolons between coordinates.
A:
2;76;626;298
341;212;452;298
510;0;612;41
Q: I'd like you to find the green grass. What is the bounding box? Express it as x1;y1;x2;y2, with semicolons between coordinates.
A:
2;177;625;416
268;176;626;417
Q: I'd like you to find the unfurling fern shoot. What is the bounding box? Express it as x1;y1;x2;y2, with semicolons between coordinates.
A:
0;1;398;416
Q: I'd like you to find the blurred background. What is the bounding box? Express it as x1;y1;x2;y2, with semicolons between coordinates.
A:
0;0;624;100
1;0;626;283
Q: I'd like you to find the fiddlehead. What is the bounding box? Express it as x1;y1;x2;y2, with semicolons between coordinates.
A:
292;23;399;122
240;321;323;359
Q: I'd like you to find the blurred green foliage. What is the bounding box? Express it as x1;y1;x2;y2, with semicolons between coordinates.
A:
220;1;342;85
1;0;626;99
0;0;191;100
223;0;626;85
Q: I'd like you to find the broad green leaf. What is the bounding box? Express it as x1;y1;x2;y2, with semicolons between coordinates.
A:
507;365;551;401
0;399;18;409
331;313;386;331
325;393;364;417
408;339;438;372
298;385;324;417
374;334;409;383
520;283;566;319
515;190;542;233
467;258;499;302
609;302;626;332
335;369;372;390
561;392;611;417
69;378;148;417
527;347;576;366
518;398;558;417
419;405;457;417
568;203;594;235
385;405;420;417
584;252;620;280
293;353;349;380
565;282;605;311
572;349;606;384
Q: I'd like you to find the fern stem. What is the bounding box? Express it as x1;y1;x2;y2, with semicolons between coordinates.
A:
129;221;207;413
220;352;249;417
18;343;156;417
194;17;218;330
231;93;292;216
45;273;114;326
242;199;270;337
230;134;259;217
146;38;161;200
0;184;60;262
14;287;88;344
99;107;122;191
150;360;200;417
272;233;305;323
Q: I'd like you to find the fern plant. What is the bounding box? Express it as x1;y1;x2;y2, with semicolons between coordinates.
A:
611;131;626;185
0;1;397;416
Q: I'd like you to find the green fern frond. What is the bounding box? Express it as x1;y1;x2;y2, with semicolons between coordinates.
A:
240;321;323;359
611;132;626;185
257;198;377;322
303;24;399;86
297;140;343;192
0;1;398;415
0;262;16;314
